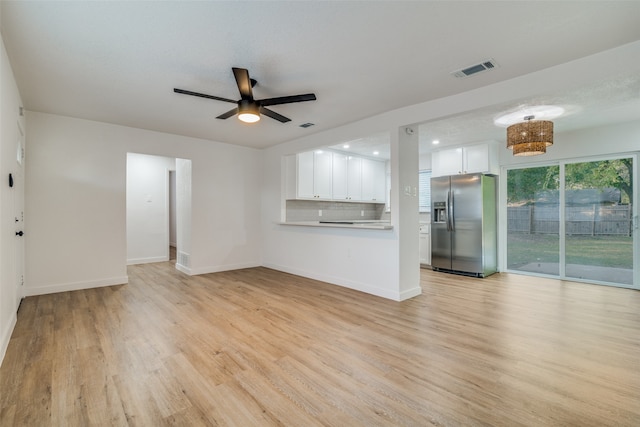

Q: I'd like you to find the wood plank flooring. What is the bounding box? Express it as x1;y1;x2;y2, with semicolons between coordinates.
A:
1;263;639;426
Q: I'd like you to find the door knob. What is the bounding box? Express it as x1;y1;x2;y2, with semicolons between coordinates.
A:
16;231;23;236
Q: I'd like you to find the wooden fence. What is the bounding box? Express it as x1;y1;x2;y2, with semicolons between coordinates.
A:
507;204;632;236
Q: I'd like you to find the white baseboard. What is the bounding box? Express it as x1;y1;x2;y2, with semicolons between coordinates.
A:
188;262;261;276
0;311;17;368
127;256;168;265
25;276;129;297
175;263;191;275
398;286;423;301
262;262;416;301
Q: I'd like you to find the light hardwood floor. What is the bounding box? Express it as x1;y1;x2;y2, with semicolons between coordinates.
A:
1;263;639;426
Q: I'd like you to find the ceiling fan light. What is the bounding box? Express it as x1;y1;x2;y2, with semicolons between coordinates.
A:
237;100;261;123
238;112;260;123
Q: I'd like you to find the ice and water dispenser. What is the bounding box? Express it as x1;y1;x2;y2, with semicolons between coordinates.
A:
433;201;447;223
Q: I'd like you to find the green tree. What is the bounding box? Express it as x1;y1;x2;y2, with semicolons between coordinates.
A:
566;158;632;204
507;166;559;204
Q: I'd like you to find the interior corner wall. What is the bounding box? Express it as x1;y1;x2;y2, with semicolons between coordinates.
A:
0;32;25;365
24;112;262;296
126;153;176;265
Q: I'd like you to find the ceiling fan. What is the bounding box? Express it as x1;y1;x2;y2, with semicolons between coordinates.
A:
174;67;316;124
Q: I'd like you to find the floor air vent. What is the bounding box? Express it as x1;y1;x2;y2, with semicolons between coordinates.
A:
451;59;498;78
177;251;190;268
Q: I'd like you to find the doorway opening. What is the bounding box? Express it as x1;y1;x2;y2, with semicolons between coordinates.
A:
126;153;191;272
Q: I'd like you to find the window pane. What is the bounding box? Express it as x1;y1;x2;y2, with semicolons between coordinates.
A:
507;166;560;275
419;170;431;212
564;158;633;285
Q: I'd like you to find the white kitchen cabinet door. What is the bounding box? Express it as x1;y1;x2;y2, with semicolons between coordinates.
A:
347;156;362;201
332;153;348;200
432;148;464;177
373;161;386;202
463;144;490;174
361;158;386;202
419;224;431;265
313;150;333;199
296;151;315;198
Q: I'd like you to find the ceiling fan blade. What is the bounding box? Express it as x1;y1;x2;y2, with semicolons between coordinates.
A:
232;67;253;100
216;107;239;120
174;88;237;103
260;93;316;107
260;107;291;123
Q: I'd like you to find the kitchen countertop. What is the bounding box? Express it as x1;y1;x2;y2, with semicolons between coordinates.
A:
279;220;393;230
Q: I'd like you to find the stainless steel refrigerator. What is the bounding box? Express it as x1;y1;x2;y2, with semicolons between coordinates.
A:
431;173;497;277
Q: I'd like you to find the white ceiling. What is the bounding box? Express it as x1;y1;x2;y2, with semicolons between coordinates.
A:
2;1;640;150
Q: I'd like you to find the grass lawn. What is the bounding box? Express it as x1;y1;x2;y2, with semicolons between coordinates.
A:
507;233;633;269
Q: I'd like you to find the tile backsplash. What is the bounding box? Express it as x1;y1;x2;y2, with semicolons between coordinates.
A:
286;200;385;222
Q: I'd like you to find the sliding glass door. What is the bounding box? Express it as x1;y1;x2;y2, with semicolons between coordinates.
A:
506;155;637;288
564;158;634;285
507;165;560;275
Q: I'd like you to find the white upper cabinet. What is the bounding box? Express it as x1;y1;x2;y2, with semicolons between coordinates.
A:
313;151;333;199
288;150;385;203
332;153;348;200
296;151;315;198
346;156;362;201
332;153;364;201
431;143;498;177
361;158;386;202
295;150;333;199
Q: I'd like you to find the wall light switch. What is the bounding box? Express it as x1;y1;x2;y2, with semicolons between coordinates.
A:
318;210;322;217
361;210;364;216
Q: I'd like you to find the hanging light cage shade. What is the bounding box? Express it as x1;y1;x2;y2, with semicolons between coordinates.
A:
506;120;554;156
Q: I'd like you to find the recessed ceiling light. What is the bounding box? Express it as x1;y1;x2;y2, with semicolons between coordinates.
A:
373;151;379;156
343;144;350;149
432;140;440;145
494;105;565;127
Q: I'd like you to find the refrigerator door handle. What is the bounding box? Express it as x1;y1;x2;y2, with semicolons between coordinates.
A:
449;191;455;232
445;190;451;231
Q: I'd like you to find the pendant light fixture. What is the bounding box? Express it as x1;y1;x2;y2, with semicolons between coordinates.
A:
506;115;553;156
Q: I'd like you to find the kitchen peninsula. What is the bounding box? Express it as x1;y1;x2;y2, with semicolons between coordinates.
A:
279;220;393;230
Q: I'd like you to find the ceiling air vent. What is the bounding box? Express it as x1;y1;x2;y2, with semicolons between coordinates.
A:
451;59;498;78
299;122;315;128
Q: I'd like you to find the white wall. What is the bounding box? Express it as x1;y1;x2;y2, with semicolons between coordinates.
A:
25;112;262;296
0;32;25;365
126;153;176;264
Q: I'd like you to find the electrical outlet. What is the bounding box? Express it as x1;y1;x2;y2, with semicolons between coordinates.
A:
318;210;322;217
